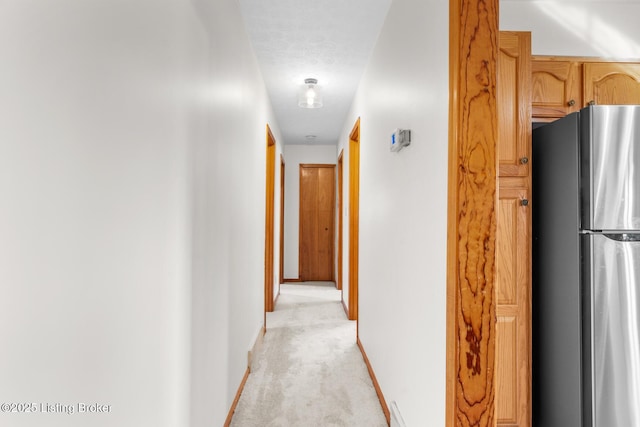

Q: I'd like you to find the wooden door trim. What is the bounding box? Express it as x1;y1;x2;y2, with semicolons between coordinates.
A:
348;118;360;322
300;163;336;168
298;164;336;282
337;150;344;291
264;125;276;316
447;1;498;426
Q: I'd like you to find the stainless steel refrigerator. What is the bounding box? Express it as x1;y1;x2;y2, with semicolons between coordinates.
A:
532;105;640;427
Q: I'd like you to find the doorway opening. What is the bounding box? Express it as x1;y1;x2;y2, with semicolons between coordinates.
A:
278;154;285;295
337;150;344;292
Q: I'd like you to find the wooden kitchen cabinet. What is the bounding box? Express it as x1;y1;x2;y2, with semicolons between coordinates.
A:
532;58;640;122
496;31;532;427
583;62;640;105
498;32;531;177
496;179;531;427
531;58;582;120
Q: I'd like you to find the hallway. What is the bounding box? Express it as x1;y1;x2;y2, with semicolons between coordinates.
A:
1;1;450;426
229;283;387;427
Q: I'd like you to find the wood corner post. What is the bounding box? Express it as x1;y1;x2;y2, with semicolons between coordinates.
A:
447;0;499;426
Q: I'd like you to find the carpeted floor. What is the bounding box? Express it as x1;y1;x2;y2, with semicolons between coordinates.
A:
230;282;388;427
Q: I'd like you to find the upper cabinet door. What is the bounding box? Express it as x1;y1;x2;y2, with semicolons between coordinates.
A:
498;32;532;177
531;59;582;119
584;62;640;106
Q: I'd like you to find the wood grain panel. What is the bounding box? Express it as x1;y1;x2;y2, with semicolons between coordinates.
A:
496;32;531;427
299;164;335;281
447;0;498;426
496;196;517;305
318;166;335;280
300;166;315;280
531;59;582;119
496;184;528;307
496;315;517;424
584;62;640;105
496;178;531;427
498;51;517;169
497;32;531;177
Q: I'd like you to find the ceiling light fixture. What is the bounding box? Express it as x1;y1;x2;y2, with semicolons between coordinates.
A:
298;78;323;109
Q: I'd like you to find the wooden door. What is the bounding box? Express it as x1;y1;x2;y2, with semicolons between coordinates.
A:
299;164;335;281
584;62;640;105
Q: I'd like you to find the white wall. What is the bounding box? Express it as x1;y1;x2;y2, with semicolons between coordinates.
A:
501;0;640;58
283;144;337;280
0;1;281;426
188;1;282;426
337;0;448;424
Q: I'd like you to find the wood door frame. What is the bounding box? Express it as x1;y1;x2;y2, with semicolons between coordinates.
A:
298;163;336;282
264;125;276;316
278;154;285;299
337;150;344;292
447;0;498;426
348;118;360;322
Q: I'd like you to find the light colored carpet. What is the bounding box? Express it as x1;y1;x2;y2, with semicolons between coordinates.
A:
230;282;388;427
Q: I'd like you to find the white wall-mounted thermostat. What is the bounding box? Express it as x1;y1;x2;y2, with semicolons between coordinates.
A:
390;128;411;152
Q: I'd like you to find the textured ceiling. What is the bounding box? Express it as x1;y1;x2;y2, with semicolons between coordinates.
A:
238;0;393;145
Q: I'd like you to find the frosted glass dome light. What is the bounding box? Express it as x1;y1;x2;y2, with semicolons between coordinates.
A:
298;78;323;109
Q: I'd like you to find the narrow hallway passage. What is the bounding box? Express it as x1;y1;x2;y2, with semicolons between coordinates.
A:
229;282;387;427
